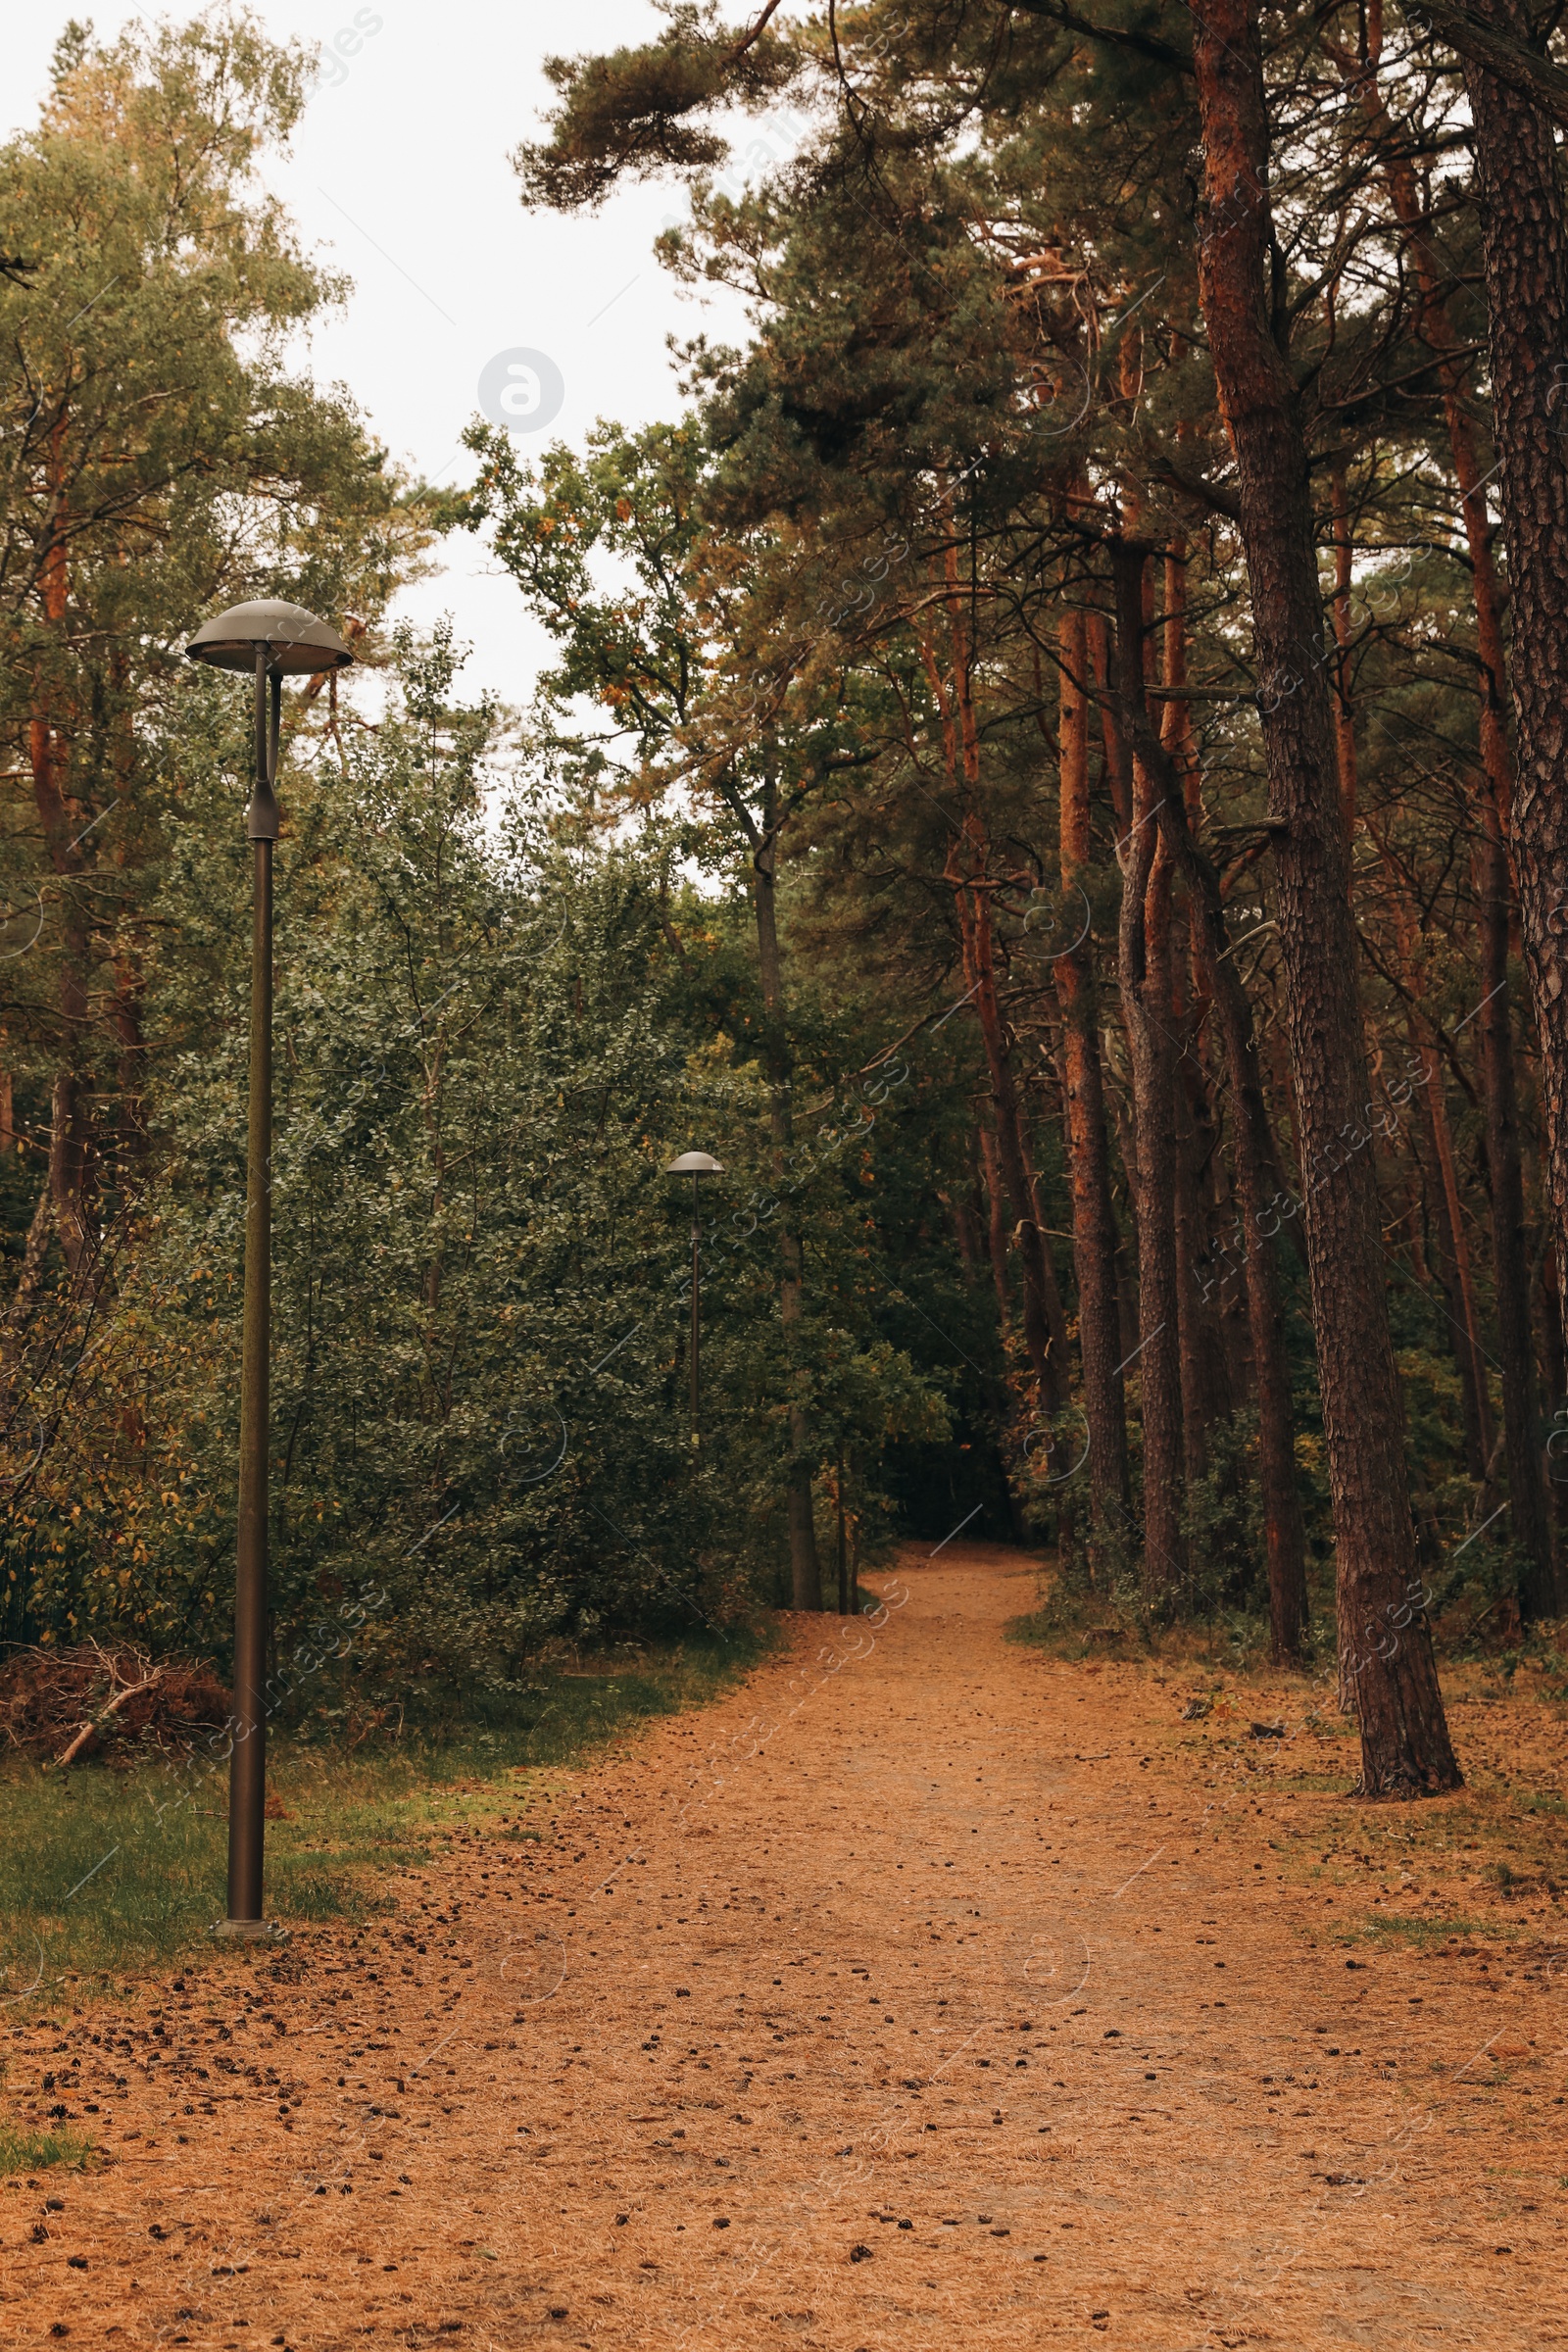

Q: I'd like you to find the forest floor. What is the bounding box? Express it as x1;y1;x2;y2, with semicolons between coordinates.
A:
3;1539;1566;2351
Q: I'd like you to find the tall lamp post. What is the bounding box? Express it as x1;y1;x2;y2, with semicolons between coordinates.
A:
666;1152;723;1445
185;600;354;1940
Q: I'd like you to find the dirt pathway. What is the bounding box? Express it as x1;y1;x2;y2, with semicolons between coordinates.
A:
5;1543;1565;2350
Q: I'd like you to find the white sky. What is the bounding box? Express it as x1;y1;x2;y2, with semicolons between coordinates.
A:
7;2;767;712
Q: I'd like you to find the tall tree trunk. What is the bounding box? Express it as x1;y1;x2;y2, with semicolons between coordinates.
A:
1107;629;1311;1664
835;1446;850;1615
1027;1151;1073;1377
978;1114;1015;1328
1108;540;1186;1599
1541;1248;1568;1544
1203;1107;1256;1413
923;559;1066;1442
1088;609;1133;831
1460;6;1568;1401
1159;537;1231;1484
46;1068;93;1287
1053;602;1130;1543
1422;1042;1496;1476
752;799;822;1611
1411;1037;1494;1484
956;869;1066;1417
1328;459;1358;841
940;1182;982;1289
1188;856;1308;1665
1478;813;1558;1608
1191;0;1457;1774
1172;983;1232;1488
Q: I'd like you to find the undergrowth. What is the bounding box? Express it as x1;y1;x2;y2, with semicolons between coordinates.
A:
0;1628;767;2018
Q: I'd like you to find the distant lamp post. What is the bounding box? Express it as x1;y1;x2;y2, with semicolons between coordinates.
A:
666;1152;723;1445
185;599;354;1941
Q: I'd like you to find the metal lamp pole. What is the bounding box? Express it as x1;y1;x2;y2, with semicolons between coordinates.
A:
185;600;354;1939
666;1152;723;1446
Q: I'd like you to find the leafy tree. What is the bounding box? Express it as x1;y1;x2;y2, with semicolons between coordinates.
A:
0;12;425;1354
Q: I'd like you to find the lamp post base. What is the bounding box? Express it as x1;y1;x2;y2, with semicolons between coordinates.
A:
211;1919;290;1945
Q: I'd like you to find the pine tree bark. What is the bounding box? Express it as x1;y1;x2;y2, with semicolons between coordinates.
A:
941;1183;982;1289
1541;1249;1568;1543
1409;1043;1492;1485
1108;541;1186;1598
976;1121;1013;1328
1460;3;1568;1409
1054;603;1130;1543
1417;1040;1496;1484
1479;811;1558;1608
924;557;1067;1438
1172;988;1232;1490
1088;610;1133;831
1106;633;1310;1664
1028;1151;1073;1378
956;866;1067;1418
1189;0;1456;1766
1160;541;1232;1484
1328;460;1358;841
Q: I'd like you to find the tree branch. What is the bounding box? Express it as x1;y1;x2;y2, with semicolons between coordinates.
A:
1006;0;1196;72
1406;0;1568;127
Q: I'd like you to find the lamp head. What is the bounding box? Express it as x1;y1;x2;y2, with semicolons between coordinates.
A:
666;1152;724;1175
186;599;355;676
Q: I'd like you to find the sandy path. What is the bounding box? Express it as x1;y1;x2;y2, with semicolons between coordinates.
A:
5;1541;1565;2350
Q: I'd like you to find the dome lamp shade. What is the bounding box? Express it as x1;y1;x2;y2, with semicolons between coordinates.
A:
185;599;355;676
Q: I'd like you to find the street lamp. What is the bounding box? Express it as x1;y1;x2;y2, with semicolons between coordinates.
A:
185;599;354;1941
666;1152;723;1445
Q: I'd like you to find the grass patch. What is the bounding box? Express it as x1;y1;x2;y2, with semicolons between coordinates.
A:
0;1627;766;2014
1344;1912;1492;1947
0;2123;96;2177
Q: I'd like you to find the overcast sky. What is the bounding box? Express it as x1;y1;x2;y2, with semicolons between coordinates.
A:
8;3;765;712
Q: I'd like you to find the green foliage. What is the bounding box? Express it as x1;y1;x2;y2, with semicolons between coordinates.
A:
0;8;428;1329
514;3;802;213
1178;1412;1267;1619
1;629;946;1666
